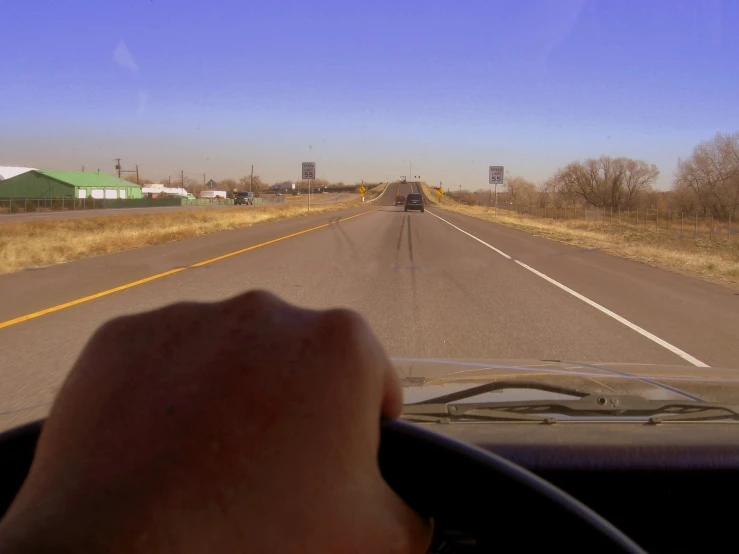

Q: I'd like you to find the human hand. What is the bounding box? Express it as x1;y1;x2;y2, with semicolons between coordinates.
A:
0;291;431;554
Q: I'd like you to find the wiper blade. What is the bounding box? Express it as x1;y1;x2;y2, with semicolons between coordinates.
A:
648;408;739;424
402;401;739;423
409;380;589;405
403;381;739;422
401;409;556;424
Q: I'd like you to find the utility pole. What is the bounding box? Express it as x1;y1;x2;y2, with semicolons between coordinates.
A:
168;175;171;186
181;170;185;189
203;174;206;187
115;158;140;182
250;165;253;193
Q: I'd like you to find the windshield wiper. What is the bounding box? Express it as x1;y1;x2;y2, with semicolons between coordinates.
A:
401;381;739;423
405;380;590;404
401;410;557;424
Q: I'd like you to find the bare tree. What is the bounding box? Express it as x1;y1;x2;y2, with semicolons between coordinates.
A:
238;175;268;191
555;156;658;209
673;132;739;220
506;176;536;207
184;177;202;194
219;179;238;194
670;182;701;215
535;181;552;208
619;158;659;209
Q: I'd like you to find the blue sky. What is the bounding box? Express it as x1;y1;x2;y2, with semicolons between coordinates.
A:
1;0;737;188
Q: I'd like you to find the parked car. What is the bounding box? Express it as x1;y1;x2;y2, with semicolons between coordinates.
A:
395;195;406;206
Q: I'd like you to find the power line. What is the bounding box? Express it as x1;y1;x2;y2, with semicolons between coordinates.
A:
114;158;139;183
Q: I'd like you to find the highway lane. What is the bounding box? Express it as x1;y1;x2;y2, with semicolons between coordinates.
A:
1;181;737;432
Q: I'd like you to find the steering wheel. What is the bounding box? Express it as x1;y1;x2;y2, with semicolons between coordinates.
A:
0;419;643;553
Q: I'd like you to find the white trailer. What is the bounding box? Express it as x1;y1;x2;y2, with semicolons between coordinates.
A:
200;190;228;199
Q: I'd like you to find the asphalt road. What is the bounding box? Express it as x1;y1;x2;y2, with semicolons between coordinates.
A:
1;181;738;431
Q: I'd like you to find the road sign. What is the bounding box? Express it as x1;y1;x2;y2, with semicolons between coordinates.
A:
489;166;504;185
302;162;316;180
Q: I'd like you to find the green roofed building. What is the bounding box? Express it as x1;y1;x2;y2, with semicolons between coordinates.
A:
0;170;142;199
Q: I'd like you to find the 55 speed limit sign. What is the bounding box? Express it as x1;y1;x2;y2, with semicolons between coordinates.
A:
489;166;504;185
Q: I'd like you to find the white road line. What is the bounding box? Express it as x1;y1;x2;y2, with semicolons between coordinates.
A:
367;182;391;203
426;210;511;259
426;209;709;368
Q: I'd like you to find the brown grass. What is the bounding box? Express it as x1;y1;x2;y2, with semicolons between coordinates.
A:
0;202;357;275
364;184;386;199
420;184;739;288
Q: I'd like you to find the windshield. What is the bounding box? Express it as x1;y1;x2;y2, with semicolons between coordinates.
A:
1;1;739;434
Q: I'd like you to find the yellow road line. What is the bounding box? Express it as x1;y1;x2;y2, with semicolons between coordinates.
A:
0;269;186;329
0;208;379;330
191;209;374;267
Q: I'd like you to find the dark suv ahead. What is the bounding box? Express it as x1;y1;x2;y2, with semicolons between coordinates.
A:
234;191;255;205
404;193;424;213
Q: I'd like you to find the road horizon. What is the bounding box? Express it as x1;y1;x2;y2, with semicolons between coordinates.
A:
1;181;737;432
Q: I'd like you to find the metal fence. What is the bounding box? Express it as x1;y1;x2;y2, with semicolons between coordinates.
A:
494;204;736;241
0;195;286;215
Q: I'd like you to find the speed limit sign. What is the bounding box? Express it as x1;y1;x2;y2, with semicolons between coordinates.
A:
489;166;504;184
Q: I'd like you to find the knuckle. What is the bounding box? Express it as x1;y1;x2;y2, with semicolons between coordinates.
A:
319;310;375;364
94;301;203;341
228;289;282;312
321;308;366;337
158;301;204;320
94;313;138;338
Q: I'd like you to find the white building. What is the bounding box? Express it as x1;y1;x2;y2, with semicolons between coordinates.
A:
0;166;36;180
142;185;190;197
200;190;227;199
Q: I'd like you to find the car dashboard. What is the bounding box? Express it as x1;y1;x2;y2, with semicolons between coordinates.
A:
417;421;739;553
2;420;736;553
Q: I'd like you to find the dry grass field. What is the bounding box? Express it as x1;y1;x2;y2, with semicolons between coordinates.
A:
0;202;355;274
420;183;739;288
